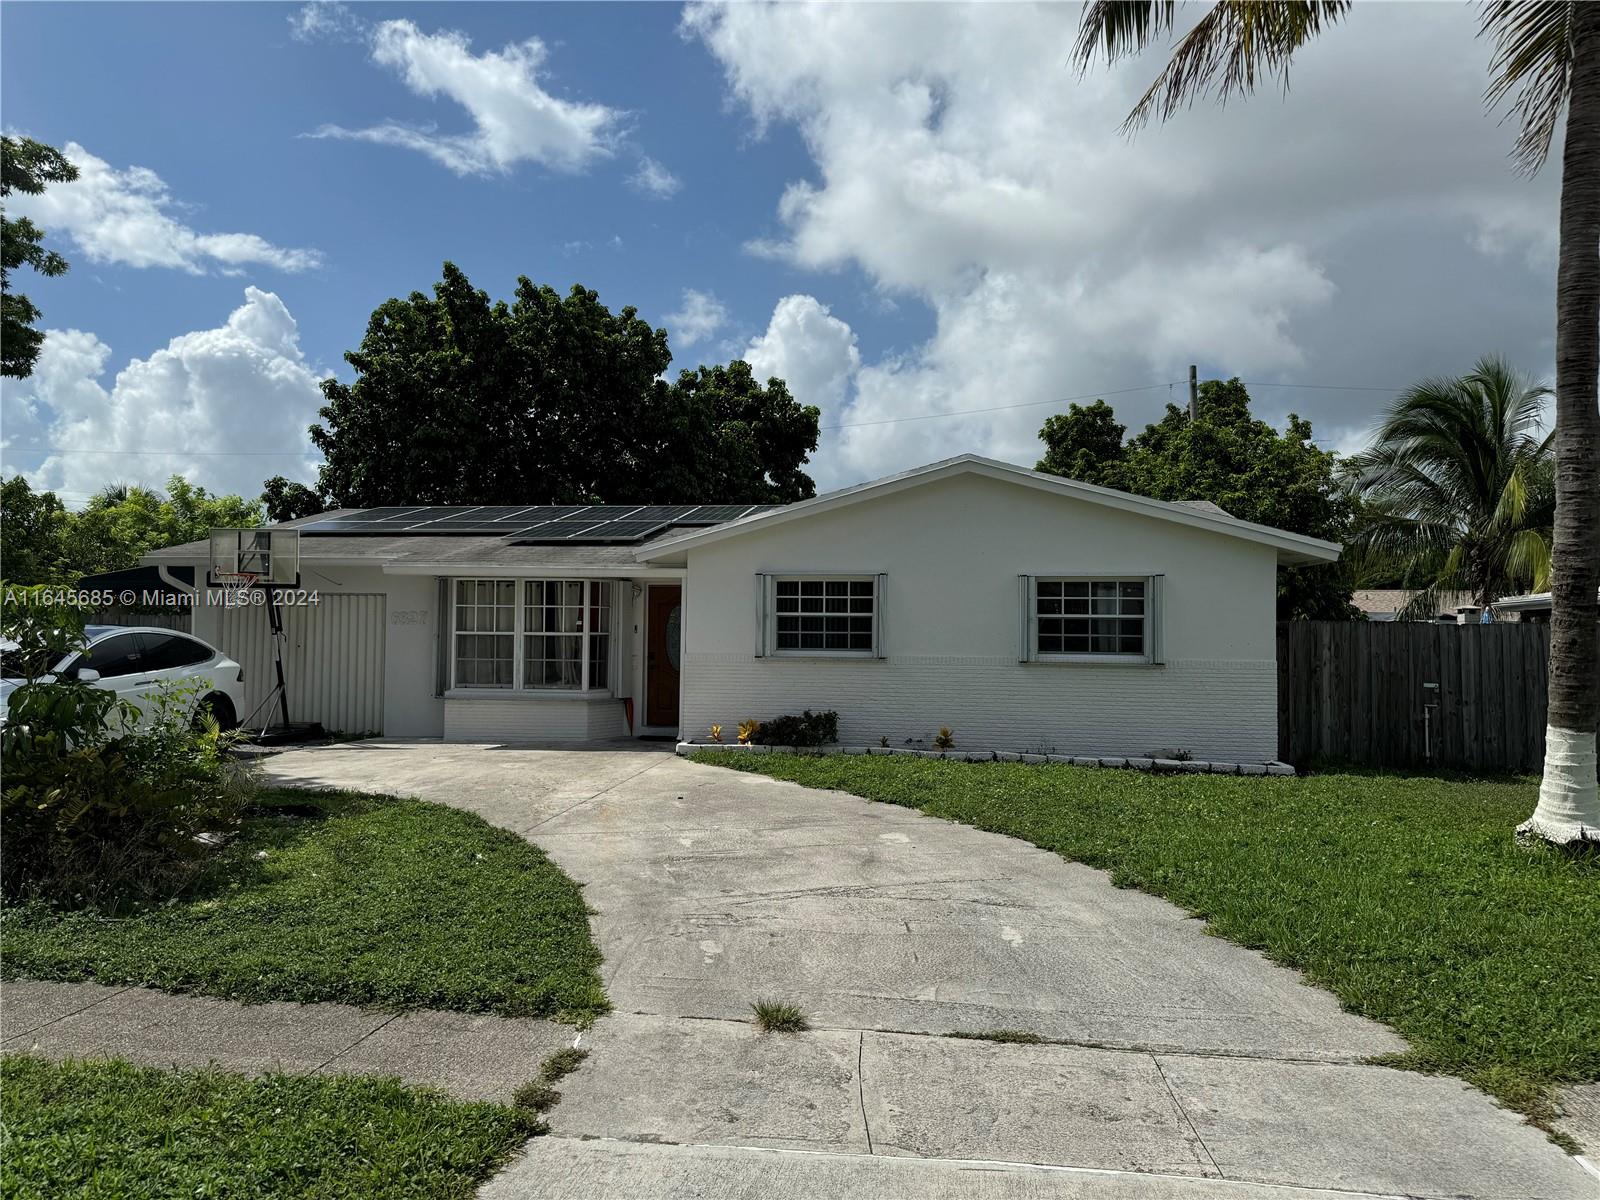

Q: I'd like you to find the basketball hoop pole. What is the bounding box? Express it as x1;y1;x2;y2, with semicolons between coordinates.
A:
264;585;292;728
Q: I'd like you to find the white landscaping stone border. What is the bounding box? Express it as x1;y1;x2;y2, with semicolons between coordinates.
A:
677;741;1295;776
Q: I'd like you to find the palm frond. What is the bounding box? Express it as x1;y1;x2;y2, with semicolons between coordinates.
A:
1077;1;1353;131
1480;1;1575;174
1074;1;1181;67
1506;527;1553;593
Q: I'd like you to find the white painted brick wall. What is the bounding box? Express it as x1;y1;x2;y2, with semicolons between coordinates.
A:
681;653;1276;761
444;697;627;742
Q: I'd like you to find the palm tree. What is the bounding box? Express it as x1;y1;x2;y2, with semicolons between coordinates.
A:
1343;358;1553;619
1075;2;1599;844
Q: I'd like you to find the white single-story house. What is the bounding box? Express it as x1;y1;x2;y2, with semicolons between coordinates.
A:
143;454;1339;761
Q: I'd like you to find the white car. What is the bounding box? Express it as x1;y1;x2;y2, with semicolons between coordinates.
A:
0;625;247;731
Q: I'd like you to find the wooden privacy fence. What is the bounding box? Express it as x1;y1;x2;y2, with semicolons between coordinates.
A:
1277;620;1563;772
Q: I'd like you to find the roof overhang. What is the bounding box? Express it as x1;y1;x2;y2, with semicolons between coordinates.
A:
380;562;682;578
641;455;1342;566
1492;590;1600;613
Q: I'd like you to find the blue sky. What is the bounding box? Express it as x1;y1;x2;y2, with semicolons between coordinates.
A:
0;2;1560;505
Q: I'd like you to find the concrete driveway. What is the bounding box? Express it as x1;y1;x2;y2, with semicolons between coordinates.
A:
262;741;1596;1200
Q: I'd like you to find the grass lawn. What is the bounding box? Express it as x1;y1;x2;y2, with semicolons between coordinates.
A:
693;751;1600;1131
0;1055;535;1200
1;788;608;1023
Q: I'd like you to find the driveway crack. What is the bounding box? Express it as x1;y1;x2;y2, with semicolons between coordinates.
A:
857;1031;875;1155
1152;1052;1222;1178
525;755;674;833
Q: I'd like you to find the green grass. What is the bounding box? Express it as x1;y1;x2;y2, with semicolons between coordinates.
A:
0;1055;535;1200
694;752;1600;1126
751;999;810;1033
1;788;608;1023
511;1046;590;1115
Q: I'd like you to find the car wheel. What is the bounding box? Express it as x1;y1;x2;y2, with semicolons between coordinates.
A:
196;693;238;732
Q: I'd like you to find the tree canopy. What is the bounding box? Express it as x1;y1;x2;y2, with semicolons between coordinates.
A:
1;136;78;380
260;476;327;524
0;476;262;584
311;263;821;508
1036;379;1357;620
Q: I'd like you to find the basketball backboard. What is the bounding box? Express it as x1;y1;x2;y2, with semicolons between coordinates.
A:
209;527;300;587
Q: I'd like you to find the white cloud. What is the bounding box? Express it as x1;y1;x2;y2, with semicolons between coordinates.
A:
684;3;1561;484
630;155;681;198
744;296;861;483
666;289;730;349
288;1;365;44
6;143;321;275
307;20;621;176
1;289;325;503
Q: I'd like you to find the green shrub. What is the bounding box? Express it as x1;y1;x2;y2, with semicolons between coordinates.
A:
751;710;839;747
3;680;254;910
2;596;254;914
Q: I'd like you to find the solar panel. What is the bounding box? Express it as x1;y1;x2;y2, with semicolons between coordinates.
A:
298;501;787;542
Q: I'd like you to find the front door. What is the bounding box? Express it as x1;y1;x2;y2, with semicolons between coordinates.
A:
646;584;682;729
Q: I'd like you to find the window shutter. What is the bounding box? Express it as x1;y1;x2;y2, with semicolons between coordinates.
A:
1019;574;1034;663
874;573;888;659
1148;574;1166;665
434;577;450;696
754;573;769;657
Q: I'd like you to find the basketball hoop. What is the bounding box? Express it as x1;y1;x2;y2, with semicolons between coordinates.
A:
208;527;299;590
206;527;320;743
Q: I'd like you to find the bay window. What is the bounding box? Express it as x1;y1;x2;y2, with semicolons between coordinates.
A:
452;578;612;691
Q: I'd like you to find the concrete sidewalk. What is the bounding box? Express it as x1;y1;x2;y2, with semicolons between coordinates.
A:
0;979;574;1103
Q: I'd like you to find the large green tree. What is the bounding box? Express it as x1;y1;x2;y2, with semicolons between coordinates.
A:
1036;399;1127;487
1037;379;1356;620
1343;357;1554;617
63;479;262;578
311;263;821;507
1074;1;1599;842
0;475;261;584
1;137;78;380
0;476;71;583
260;476;327;524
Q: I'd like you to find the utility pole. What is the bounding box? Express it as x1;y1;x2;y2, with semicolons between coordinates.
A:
1188;364;1199;421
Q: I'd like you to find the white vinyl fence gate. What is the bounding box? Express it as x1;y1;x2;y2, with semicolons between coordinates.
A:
218;592;386;735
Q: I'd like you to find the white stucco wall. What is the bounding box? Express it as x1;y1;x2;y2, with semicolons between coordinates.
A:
680;473;1281;761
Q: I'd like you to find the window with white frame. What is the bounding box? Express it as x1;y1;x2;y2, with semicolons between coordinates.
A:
522;580;610;690
453;580;515;687
765;576;880;654
452;578;612;691
1028;577;1160;661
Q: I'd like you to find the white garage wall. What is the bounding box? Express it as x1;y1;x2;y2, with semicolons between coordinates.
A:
219;592;385;734
681;472;1281;761
183;563;445;738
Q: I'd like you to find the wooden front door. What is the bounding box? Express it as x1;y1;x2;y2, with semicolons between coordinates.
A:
646;585;682;728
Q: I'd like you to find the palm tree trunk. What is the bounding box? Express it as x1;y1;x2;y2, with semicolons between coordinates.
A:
1522;3;1600;844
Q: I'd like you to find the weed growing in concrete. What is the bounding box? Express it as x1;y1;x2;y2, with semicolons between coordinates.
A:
751;1000;809;1033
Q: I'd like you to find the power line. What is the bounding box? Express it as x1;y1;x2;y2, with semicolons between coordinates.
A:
2;446;313;457
1238;381;1403;393
820;382;1183;431
2;378;1409;453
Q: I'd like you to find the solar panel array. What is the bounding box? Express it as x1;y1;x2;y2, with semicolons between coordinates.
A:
299;503;780;544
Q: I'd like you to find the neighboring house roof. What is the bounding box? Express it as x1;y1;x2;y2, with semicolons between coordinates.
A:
1352;589;1476;618
642;454;1341;565
1495;589;1600;613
